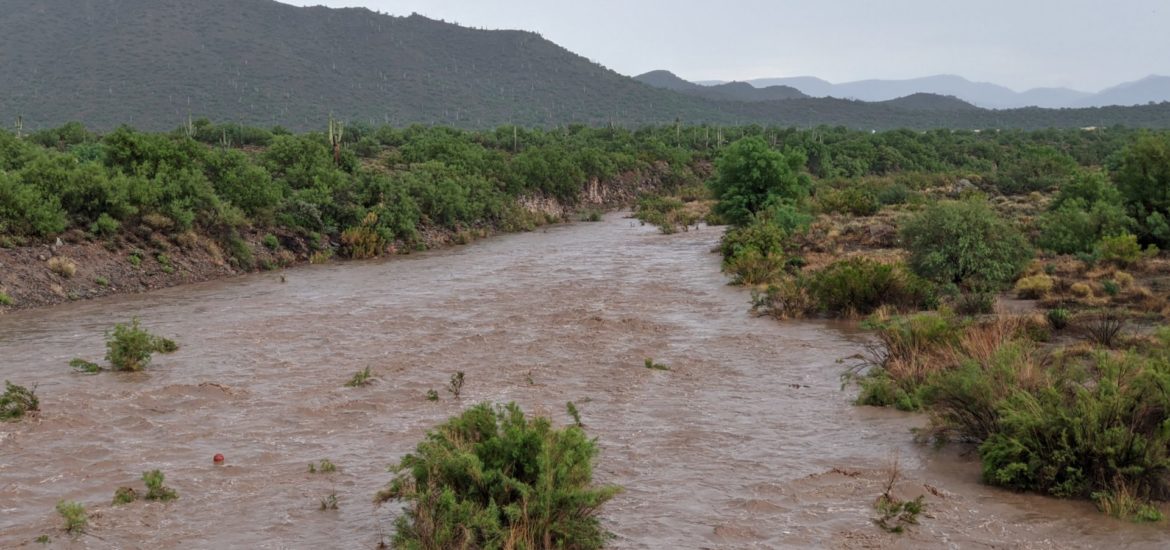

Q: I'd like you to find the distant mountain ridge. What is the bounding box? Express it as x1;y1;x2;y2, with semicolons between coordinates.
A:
635;70;808;102
693;74;1169;109
2;0;1170;131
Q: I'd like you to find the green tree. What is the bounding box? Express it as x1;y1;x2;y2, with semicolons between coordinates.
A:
1114;134;1170;247
709;137;809;226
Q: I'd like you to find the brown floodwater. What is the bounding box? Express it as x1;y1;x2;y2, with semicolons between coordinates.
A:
1;214;1167;549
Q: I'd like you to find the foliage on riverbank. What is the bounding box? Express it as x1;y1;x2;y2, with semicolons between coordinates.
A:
700;129;1170;519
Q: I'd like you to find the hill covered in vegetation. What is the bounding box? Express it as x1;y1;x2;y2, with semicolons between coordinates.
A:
4;0;1170;131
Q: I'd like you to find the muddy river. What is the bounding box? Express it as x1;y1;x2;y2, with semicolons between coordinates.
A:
1;214;1166;548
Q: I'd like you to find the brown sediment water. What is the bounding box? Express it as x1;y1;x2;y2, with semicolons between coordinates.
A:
1;214;1166;548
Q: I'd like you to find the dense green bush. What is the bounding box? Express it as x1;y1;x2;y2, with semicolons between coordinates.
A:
979;351;1170;504
720;215;790;285
376;402;620;549
1035;199;1132;254
1094;233;1151;266
994;145;1078;194
816;186;880;216
900;199;1032;290
806;258;935;316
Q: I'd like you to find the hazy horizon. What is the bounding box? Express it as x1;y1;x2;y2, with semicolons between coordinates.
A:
281;0;1169;92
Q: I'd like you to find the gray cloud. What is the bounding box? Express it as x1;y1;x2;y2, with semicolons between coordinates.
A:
281;0;1169;91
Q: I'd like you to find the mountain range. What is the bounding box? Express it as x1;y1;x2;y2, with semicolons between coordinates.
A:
2;0;1170;132
686;74;1170;109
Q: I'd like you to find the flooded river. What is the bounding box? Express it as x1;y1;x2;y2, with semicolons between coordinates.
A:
1;214;1165;548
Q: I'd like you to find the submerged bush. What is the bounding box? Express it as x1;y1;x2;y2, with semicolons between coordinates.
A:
751;277;817;320
105;318;179;371
142;469;178;501
0;381;39;421
56;501;87;533
376;402;620;549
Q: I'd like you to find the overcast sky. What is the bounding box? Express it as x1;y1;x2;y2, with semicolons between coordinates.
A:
282;0;1168;92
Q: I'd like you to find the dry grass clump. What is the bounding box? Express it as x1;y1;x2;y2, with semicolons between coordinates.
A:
47;256;77;278
1014;274;1054;299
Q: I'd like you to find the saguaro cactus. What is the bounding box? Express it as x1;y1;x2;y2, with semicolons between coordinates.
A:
328;114;345;166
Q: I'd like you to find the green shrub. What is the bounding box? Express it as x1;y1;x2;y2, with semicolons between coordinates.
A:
1035;199;1132;255
817;187;880;216
0;381;39;421
0;291;11;306
1047;308;1070;330
953;292;997;316
142;469;178;501
89;213;120;237
876;183;912;206
720;215;790;285
900;199;1032;290
644;358;670;371
112;486;138;505
69;358;102;373
807;258;935;316
566;402;583;427
751;277;818;320
309;459;337;474
262;233;279;250
226;234;254;270
375;402;620;549
156;253;174;274
0;172;68;237
1094;233;1149;266
1093;483;1164;522
978;351;1170;502
996;145;1078;194
346;367;374;387
56;501;87;533
105;318;179;371
856;371;921;411
923;341;1043;442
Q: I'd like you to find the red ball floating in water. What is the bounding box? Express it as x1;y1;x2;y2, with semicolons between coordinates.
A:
213;453;225;464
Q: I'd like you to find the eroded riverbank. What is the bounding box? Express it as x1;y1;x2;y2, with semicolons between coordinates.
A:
1;214;1164;548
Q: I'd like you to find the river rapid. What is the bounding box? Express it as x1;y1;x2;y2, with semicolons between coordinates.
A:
1;214;1165;548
